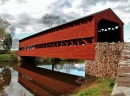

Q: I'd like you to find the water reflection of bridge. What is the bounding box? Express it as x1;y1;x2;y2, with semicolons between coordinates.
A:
18;63;84;96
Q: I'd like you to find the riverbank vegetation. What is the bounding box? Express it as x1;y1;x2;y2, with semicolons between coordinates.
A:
0;53;17;62
71;77;115;96
36;57;85;64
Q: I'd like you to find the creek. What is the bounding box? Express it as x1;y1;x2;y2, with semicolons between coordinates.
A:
0;60;85;96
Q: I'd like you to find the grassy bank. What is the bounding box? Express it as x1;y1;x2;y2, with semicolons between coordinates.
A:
71;78;115;96
0;54;17;62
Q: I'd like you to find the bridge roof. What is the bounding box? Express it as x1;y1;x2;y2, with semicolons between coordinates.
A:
20;8;123;42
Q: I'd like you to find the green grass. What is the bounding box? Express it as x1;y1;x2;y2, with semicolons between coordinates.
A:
0;54;17;62
71;78;115;96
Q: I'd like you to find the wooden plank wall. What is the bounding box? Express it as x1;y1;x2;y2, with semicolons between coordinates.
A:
19;44;95;60
19;18;94;47
19;18;95;60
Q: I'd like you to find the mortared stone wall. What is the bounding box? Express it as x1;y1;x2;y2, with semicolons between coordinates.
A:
85;42;124;78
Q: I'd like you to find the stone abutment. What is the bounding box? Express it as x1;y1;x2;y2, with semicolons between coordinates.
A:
85;42;124;78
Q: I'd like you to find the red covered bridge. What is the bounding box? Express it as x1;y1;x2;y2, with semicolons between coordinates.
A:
19;8;124;60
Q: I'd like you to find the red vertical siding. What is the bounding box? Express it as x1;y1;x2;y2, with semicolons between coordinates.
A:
94;9;124;42
19;8;124;60
19;20;95;48
19;45;95;60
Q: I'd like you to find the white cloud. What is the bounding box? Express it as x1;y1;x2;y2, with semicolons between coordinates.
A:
0;0;130;39
1;0;54;15
0;0;56;34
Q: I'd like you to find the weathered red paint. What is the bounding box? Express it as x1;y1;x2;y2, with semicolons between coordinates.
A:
19;19;95;47
19;44;95;60
94;9;124;42
19;8;124;60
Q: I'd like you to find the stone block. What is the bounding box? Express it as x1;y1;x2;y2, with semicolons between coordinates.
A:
116;77;130;83
112;93;125;96
118;63;129;67
117;73;130;77
117;67;130;73
117;82;130;87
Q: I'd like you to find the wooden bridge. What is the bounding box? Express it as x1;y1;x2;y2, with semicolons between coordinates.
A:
19;8;124;60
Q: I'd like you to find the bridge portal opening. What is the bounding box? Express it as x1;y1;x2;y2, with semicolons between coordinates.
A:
98;19;121;42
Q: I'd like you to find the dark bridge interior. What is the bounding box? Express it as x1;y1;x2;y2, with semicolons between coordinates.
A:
98;19;121;42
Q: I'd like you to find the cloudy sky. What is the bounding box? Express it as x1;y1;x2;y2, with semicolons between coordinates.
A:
0;0;130;40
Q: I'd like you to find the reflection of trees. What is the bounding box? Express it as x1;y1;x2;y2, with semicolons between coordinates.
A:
54;64;76;73
0;67;11;91
37;60;85;74
53;60;85;74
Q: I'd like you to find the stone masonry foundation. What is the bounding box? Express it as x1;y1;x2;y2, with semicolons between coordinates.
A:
85;42;124;78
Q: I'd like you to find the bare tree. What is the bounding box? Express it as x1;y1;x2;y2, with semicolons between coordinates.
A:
0;18;9;49
55;18;66;25
8;25;15;37
0;17;15;50
0;28;7;40
42;14;66;28
11;38;19;50
0;17;11;40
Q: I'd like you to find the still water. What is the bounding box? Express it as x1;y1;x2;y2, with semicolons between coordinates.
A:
0;60;85;96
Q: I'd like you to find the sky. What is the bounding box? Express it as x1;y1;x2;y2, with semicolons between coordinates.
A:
0;0;130;41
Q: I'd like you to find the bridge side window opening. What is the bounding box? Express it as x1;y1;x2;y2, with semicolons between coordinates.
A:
19;37;94;50
98;19;121;42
